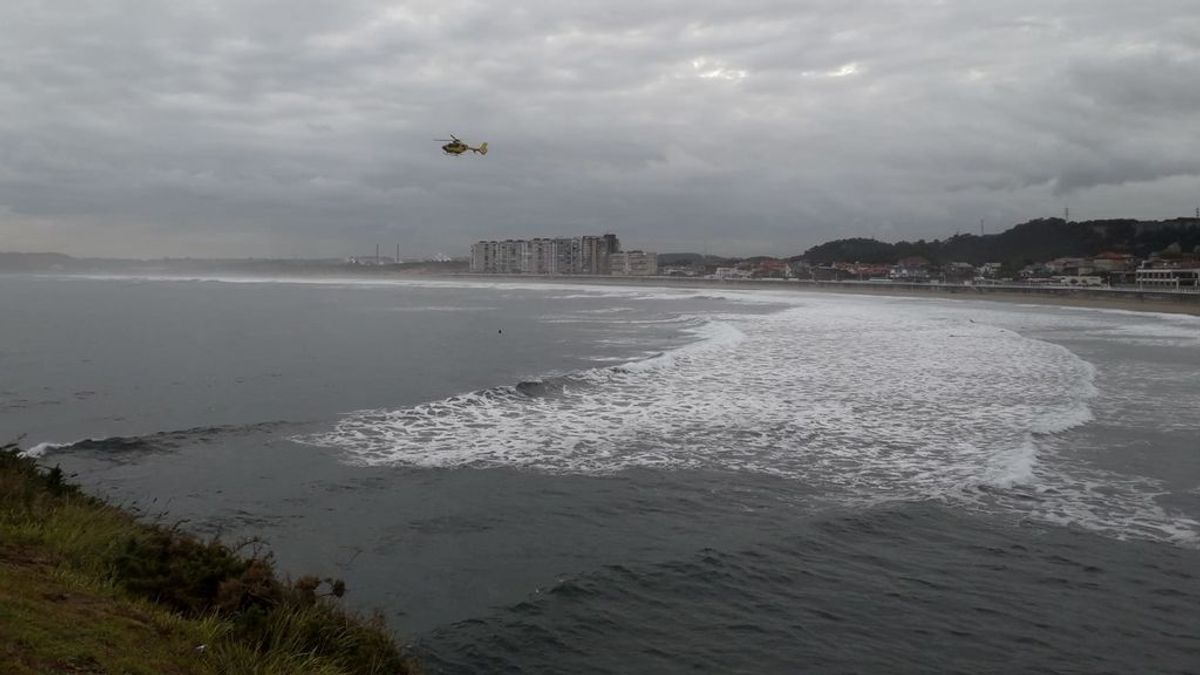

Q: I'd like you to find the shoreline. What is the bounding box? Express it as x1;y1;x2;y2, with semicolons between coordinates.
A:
449;273;1200;317
0;443;415;674
13;270;1200;317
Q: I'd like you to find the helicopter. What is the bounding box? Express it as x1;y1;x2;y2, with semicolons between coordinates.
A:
436;134;489;156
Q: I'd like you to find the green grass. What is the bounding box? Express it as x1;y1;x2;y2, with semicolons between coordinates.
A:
0;443;417;675
0;561;219;674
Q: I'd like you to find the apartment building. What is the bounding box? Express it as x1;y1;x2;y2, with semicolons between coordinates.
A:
470;234;624;275
610;250;659;276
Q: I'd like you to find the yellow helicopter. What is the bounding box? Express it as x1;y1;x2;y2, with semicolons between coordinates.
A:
436;134;488;156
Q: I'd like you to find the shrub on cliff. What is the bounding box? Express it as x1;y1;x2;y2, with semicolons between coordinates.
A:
0;442;415;675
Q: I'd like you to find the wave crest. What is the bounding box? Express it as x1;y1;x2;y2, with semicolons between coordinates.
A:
300;306;1095;504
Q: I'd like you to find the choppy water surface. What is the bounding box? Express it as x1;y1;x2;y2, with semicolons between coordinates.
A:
3;274;1199;673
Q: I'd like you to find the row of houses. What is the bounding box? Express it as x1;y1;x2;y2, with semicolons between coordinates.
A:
469;234;658;276
794;253;1200;289
1024;253;1200;289
791;257;985;283
1020;252;1138;278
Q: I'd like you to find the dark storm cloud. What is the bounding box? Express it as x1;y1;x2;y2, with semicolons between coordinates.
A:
1;1;1198;257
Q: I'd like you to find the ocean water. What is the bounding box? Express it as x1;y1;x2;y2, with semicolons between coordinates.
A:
3;273;1199;673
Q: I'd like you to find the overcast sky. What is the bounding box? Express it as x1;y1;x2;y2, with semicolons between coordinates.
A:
1;1;1198;258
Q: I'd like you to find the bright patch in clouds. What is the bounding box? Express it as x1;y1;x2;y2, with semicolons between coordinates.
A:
829;62;860;78
691;57;748;80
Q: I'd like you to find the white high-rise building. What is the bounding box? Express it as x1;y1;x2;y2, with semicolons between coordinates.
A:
496;240;526;274
524;238;559;274
469;233;626;274
548;237;575;274
611;250;658;276
469;240;499;273
578;236;609;275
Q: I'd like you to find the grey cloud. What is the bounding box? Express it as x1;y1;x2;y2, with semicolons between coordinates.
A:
1069;50;1200;117
1;1;1199;257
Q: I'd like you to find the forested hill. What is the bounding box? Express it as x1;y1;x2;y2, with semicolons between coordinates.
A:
799;218;1200;265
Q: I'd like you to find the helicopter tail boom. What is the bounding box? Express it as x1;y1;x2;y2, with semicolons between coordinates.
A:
473;142;489;155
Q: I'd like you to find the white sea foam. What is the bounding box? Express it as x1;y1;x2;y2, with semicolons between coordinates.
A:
548;290;721;302
982;435;1039;489
21;441;73;458
292;286;1200;545
1012;446;1200;547
27;274;1198;544
1096;322;1200;347
37;272;701;298
577;307;637;314
303;301;1095;495
384;305;497;312
538;314;693;326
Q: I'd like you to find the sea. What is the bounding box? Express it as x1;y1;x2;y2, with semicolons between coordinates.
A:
2;273;1199;673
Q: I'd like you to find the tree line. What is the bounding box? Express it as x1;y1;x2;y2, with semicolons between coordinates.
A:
797;218;1200;268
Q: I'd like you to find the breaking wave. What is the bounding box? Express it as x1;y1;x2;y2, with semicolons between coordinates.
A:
23;421;295;459
302;303;1095;497
294;292;1197;545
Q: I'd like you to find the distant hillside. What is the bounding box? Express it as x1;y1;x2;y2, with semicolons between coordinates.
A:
800;218;1200;266
656;252;738;267
0;251;76;271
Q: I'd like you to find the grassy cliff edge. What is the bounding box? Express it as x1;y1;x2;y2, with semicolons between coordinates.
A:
0;443;416;675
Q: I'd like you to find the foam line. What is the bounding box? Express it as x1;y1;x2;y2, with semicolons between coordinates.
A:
302;304;1095;497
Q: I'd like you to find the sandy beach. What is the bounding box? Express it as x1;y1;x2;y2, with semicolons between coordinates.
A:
450;273;1200;317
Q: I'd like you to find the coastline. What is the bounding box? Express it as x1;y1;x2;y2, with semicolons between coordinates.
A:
449;273;1200;317
13;269;1200;317
5;269;1199;672
0;443;415;675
